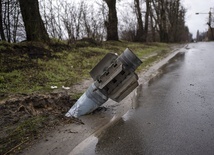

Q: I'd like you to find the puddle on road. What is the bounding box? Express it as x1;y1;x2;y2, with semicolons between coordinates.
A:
68;115;124;155
122;110;135;122
148;52;185;86
68;135;98;155
69;107;136;155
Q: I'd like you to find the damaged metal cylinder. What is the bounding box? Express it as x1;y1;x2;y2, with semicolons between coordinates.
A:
65;48;142;118
65;83;108;118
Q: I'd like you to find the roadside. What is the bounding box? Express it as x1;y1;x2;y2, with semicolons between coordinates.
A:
20;44;187;155
0;41;185;155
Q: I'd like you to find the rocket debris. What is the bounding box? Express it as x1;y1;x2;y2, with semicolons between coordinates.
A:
65;48;142;118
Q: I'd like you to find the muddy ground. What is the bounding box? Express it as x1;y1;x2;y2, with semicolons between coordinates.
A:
0;92;77;154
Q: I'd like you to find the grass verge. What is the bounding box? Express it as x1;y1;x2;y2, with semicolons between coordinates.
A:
0;41;171;96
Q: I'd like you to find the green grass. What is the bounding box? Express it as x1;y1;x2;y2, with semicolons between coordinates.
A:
0;41;171;95
0;116;46;154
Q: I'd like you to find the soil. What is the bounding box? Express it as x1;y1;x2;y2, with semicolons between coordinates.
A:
0;92;79;154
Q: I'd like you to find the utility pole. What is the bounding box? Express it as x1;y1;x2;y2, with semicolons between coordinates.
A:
196;8;214;41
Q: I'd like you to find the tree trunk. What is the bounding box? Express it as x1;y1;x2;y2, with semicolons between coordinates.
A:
0;0;6;41
134;0;144;42
18;0;49;42
104;0;119;41
144;0;150;42
6;0;10;42
150;11;156;42
159;0;168;42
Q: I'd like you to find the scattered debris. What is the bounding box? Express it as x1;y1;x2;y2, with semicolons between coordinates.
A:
62;86;71;90
51;86;58;89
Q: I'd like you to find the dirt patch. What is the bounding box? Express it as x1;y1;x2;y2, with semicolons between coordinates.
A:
0;92;77;155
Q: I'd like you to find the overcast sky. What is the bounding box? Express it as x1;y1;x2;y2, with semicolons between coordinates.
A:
183;0;214;38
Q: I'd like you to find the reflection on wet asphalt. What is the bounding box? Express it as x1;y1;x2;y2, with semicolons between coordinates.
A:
72;42;214;155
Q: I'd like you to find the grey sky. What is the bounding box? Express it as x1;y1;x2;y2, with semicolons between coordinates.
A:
183;0;214;38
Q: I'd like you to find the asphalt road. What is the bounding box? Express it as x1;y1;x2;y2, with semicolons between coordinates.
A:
71;42;214;155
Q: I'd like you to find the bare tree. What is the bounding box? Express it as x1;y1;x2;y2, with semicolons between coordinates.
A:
149;8;157;41
4;0;11;42
61;1;75;41
144;0;150;41
82;2;106;41
95;0;108;41
60;1;84;41
18;0;49;42
11;0;21;42
134;0;144;41
40;0;64;40
150;0;190;42
0;0;6;41
119;15;137;41
0;0;23;42
123;0;152;42
104;0;119;41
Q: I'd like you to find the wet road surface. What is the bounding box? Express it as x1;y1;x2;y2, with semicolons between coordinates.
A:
71;42;214;155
